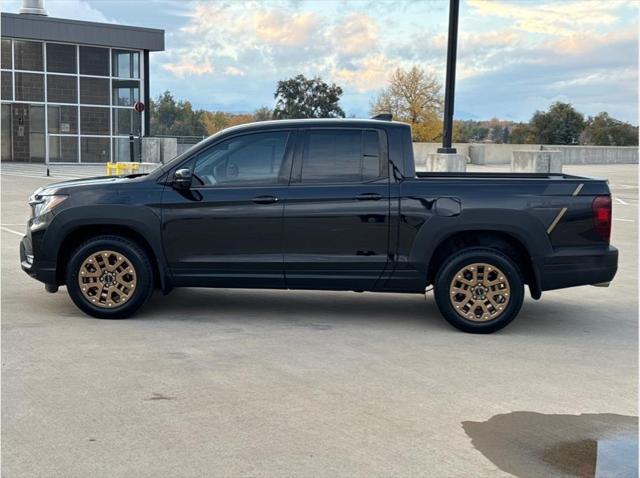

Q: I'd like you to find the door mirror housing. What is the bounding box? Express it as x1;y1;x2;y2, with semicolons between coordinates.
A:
173;168;193;190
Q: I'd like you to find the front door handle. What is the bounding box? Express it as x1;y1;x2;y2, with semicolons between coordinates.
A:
252;195;279;205
356;192;383;201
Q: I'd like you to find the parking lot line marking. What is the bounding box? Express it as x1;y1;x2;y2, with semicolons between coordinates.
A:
614;218;634;222
1;226;23;237
614;197;629;205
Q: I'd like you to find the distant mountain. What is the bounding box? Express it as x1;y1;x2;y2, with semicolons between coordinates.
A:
454;110;481;120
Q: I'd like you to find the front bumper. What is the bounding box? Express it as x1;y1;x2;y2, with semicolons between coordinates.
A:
20;229;56;285
537;245;618;291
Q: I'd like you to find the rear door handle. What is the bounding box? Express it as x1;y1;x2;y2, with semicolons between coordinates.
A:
356;192;383;201
252;195;279;205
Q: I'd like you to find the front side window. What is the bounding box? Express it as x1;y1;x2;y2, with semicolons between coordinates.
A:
300;129;383;183
192;131;289;186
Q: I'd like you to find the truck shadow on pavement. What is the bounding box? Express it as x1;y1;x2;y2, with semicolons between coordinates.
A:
131;287;620;335
138;287;450;330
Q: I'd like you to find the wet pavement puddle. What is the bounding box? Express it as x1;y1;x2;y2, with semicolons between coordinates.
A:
463;412;638;477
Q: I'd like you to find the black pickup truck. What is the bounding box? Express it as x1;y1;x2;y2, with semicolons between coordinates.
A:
21;118;618;333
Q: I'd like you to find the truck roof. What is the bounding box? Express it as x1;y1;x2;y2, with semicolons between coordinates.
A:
218;118;411;134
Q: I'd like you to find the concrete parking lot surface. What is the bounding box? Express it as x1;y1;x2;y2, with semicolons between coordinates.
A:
1;164;638;477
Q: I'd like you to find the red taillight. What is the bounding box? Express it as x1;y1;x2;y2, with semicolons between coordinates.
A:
592;195;612;242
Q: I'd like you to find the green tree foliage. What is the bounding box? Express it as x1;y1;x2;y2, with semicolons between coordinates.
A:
507;123;535;144
253;106;273;121
370;66;443;142
580;112;638;146
273;75;345;119
150;92;273;137
149;91;207;137
149;90;637;147
529;102;585;145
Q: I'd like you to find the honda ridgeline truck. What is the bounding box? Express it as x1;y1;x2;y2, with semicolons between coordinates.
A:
21;118;618;333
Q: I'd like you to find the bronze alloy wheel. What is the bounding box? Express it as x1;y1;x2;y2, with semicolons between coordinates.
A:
77;250;137;308
449;262;511;322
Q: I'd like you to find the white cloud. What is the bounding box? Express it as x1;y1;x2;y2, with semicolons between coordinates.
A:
466;0;624;36
334;53;400;93
145;0;637;122
224;66;245;76
331;12;379;62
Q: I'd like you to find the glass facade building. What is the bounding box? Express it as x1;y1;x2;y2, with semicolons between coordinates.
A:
0;12;164;163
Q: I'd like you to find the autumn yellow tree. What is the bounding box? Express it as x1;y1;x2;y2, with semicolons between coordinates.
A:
370;66;443;142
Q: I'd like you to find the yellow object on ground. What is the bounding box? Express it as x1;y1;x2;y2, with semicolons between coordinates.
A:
106;162;141;176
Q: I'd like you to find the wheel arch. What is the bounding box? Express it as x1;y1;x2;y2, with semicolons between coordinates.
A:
425;229;542;299
56;224;168;291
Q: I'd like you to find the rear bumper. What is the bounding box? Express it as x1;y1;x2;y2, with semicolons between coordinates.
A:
537;245;618;291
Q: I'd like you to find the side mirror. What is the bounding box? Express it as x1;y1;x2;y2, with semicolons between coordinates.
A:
173;168;192;190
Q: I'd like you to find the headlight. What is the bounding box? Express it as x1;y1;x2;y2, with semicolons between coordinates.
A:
29;194;68;218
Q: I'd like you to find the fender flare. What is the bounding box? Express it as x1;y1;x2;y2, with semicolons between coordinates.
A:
43;204;172;291
408;209;552;292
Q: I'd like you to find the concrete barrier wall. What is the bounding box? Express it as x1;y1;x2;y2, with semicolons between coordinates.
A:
541;145;638;165
413;143;638;165
141;137;179;163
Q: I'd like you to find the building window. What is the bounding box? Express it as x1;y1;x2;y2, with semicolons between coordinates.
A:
15;72;44;102
1;104;11;161
14;40;43;71
81;137;110;162
1;71;12;100
48;105;78;134
113;108;141;135
112;50;139;78
79;46;109;76
1;37;146;164
46;43;76;74
80;106;110;135
49;136;78;162
47;74;78;103
1;39;11;69
80;77;109;105
112;79;139;106
3;104;46;162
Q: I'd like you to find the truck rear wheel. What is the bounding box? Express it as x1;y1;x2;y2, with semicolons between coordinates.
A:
433;247;524;333
65;235;154;319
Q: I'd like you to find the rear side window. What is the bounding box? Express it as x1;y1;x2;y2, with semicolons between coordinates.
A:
192;131;289;186
301;129;383;183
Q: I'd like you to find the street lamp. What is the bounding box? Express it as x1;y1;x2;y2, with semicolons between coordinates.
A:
438;0;460;154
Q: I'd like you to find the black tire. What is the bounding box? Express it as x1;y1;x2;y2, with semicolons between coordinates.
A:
433;247;524;333
65;235;154;319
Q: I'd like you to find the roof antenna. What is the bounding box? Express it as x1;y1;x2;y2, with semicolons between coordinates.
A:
370;113;392;121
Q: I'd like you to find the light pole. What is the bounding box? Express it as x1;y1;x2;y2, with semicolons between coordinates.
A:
438;0;460;154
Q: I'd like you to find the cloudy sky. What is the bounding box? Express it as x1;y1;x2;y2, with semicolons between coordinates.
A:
3;0;638;123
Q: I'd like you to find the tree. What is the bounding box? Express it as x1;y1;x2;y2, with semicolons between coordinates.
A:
150;91;207;137
253;106;273;121
273;75;345;119
529;102;585;145
580;112;638;146
370;66;443;141
508;122;535;144
453;120;491;143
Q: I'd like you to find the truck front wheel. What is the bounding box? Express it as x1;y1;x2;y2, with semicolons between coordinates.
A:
65;235;154;319
433;247;524;333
